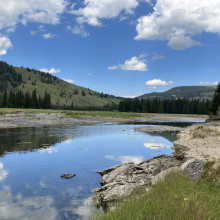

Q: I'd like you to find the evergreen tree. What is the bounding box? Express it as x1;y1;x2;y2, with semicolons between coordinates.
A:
210;82;220;115
3;89;7;107
31;89;39;109
8;90;15;108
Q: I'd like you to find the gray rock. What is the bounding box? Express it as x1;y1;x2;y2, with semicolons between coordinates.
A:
93;155;183;207
172;144;189;160
180;158;205;180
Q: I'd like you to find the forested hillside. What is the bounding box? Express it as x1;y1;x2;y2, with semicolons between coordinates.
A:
0;61;122;108
139;86;216;100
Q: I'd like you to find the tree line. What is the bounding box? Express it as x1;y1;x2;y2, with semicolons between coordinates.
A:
0;89;51;109
118;98;211;115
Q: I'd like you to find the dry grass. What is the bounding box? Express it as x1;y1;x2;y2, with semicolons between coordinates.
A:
190;126;220;138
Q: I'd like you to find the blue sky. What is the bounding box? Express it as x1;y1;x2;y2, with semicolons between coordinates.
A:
0;0;219;97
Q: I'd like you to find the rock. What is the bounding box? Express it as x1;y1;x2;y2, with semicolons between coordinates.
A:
60;173;76;179
172;144;189;160
93;155;183;208
180;158;205;180
151;166;180;185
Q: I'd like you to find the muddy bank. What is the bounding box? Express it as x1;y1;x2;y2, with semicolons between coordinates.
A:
93;122;220;208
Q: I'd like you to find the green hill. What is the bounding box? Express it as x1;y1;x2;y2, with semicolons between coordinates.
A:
0;61;122;108
139;86;217;100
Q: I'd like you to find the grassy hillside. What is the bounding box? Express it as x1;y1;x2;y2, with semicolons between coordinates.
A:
0;61;122;107
139;86;217;100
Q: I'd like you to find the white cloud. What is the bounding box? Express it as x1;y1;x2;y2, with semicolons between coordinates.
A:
105;155;144;164
146;79;173;86
40;68;61;74
122;94;143;98
200;81;219;85
69;0;139;26
67;25;89;37
0;36;12;55
0;0;67;30
167;35;201;50
108;54;148;71
63;79;75;84
0;0;67;55
135;0;220;50
42;33;57;39
152;52;165;60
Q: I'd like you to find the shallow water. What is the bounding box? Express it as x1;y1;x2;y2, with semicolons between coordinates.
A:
0;123;177;219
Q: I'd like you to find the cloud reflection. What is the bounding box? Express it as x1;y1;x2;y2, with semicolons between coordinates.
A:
0;187;58;220
39;148;58;154
144;141;170;149
105;155;144;164
0;162;8;181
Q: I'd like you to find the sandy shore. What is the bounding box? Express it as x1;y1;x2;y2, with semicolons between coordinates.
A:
173;121;220;161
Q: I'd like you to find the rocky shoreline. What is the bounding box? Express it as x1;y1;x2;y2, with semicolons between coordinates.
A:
0;112;96;129
92;122;220;209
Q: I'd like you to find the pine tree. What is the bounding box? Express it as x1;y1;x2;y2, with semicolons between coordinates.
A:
3;89;7;107
210;82;220;115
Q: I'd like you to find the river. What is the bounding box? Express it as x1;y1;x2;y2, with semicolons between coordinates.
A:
0;123;178;219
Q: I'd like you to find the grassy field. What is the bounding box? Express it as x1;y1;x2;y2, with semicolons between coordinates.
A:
93;161;220;220
0;108;208;121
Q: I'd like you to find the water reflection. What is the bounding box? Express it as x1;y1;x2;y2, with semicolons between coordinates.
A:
0;162;8;181
0;123;181;219
105;155;144;164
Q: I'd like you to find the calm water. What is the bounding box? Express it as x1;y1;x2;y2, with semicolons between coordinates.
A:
0;123;177;219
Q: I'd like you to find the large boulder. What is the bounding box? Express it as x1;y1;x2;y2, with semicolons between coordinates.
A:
93;155;182;207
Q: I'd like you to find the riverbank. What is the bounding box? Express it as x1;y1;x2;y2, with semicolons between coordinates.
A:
0;108;207;129
92;121;220;216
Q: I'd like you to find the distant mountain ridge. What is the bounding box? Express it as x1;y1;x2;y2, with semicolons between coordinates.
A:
0;61;122;108
139;86;217;100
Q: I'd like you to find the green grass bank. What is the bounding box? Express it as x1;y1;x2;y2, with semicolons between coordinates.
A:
93;161;220;220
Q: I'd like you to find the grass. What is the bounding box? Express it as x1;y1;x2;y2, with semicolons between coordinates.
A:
190;126;220;138
0;108;207;121
93;162;220;220
65;111;148;120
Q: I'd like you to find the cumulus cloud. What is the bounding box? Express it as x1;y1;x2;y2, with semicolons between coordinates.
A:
0;0;67;55
40;68;61;74
42;33;57;39
63;79;75;84
200;81;218;85
146;79;173;86
69;0;139;26
0;0;67;30
67;25;89;37
108;54;148;71
135;0;220;50
0;36;12;55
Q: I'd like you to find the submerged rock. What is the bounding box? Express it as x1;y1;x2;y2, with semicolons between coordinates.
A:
60;173;76;179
